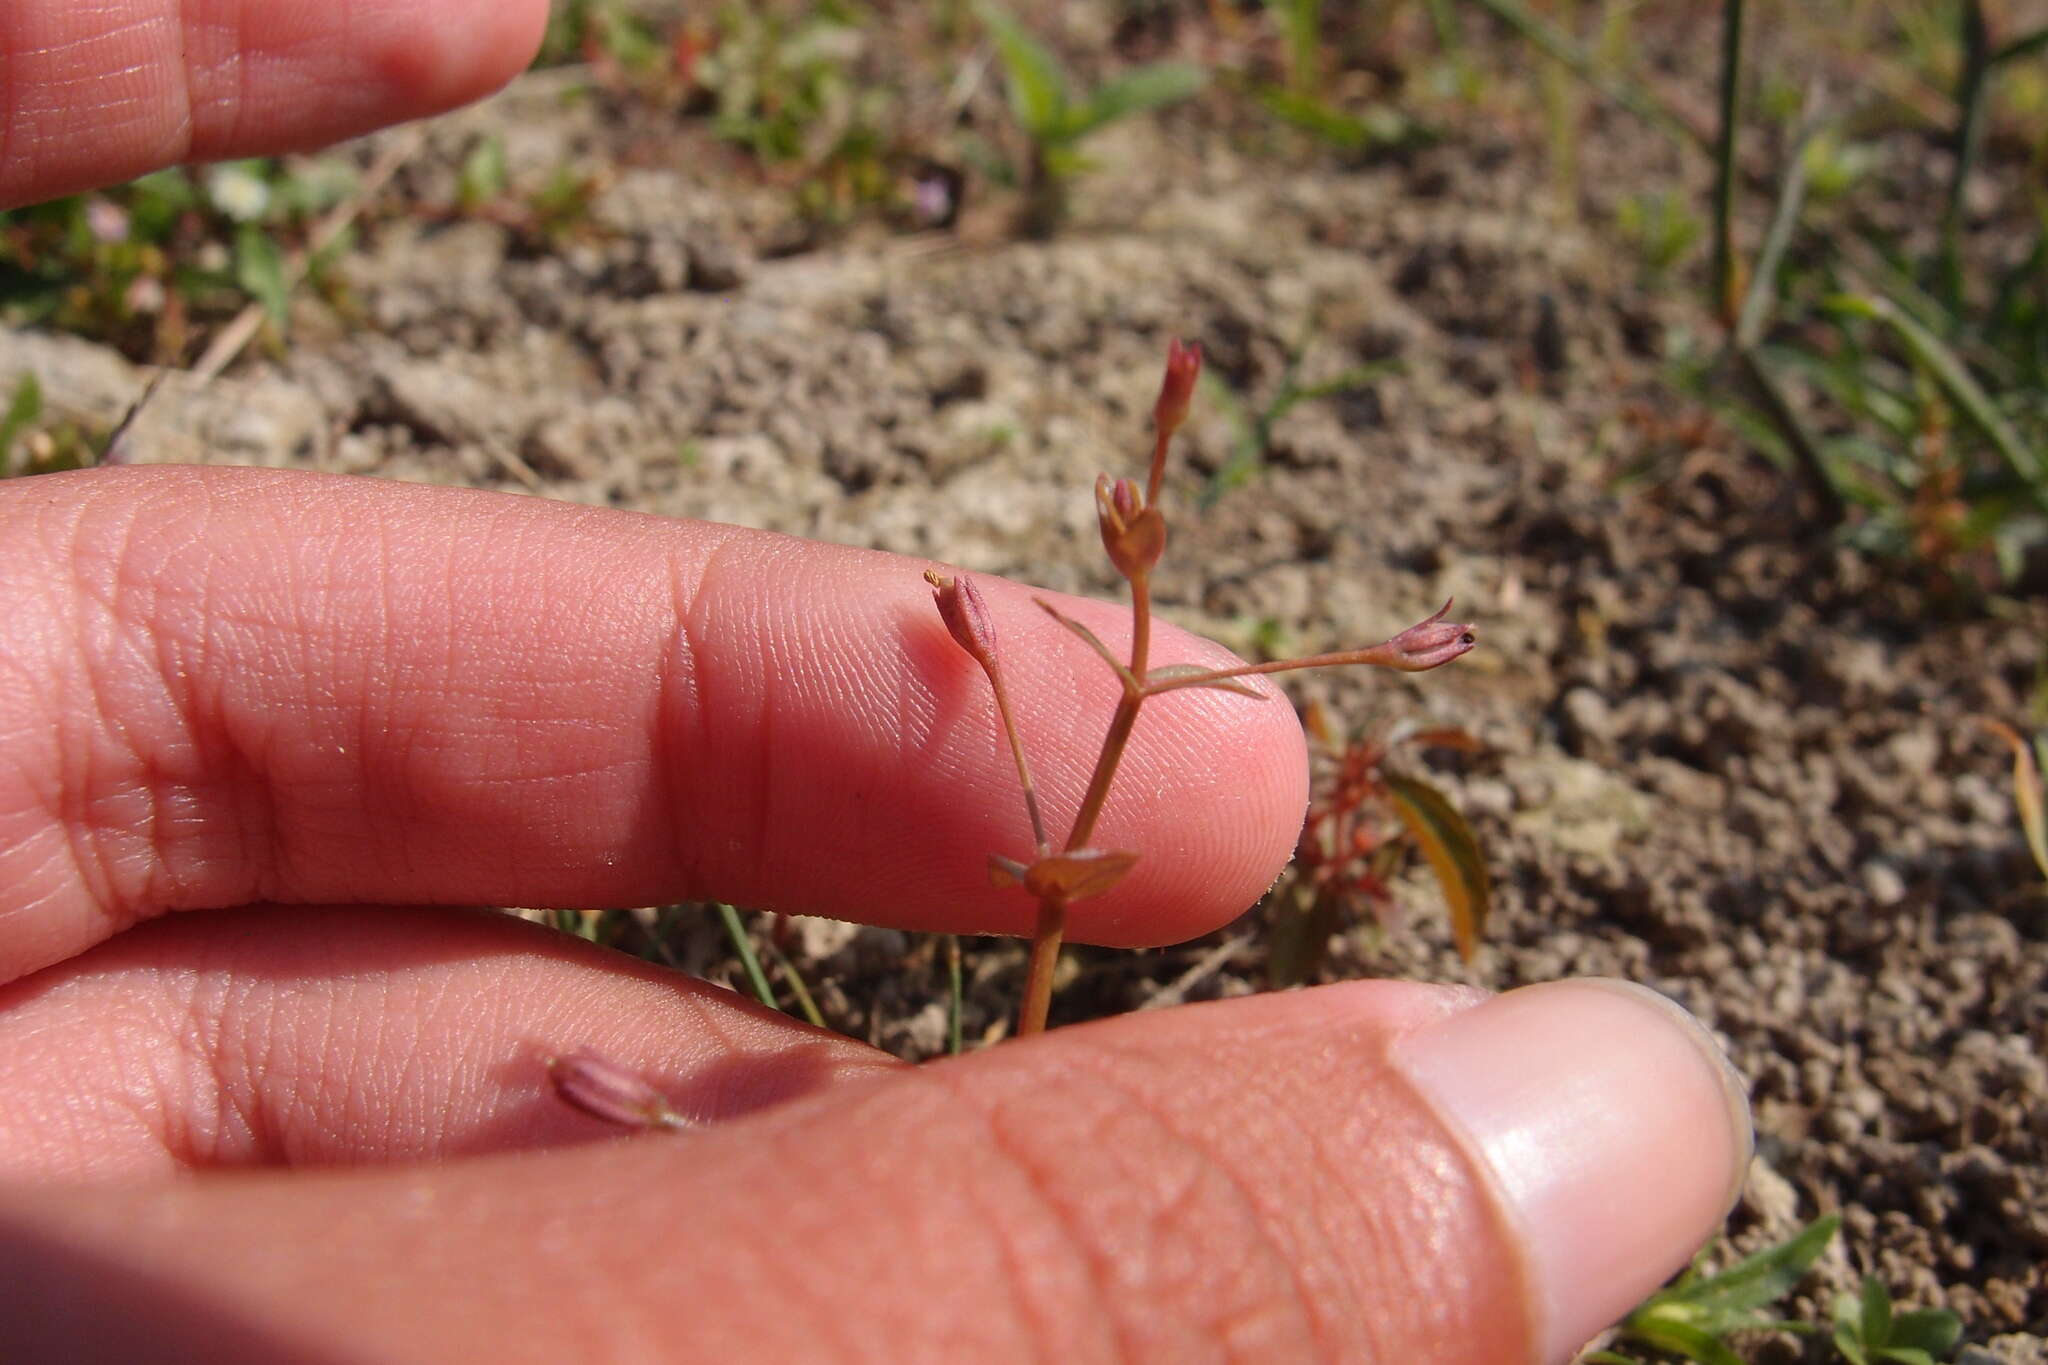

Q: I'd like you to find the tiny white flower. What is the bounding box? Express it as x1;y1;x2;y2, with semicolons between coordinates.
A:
206;164;271;222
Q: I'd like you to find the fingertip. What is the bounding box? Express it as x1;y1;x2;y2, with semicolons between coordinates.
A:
358;0;551;120
1388;979;1755;1362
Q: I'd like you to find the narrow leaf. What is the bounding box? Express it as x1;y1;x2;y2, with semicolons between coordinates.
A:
233;224;291;330
1828;292;2046;496
0;372;44;466
1976;719;2048;880
1859;1275;1893;1349
1402;725;1486;753
1034;598;1136;687
1068;62;1207;141
1647;1214;1840;1322
987;854;1029;888
977;1;1068;139
1145;664;1267;699
1887;1306;1962;1354
1626;1317;1749;1365
1383;774;1490;960
1991;25;2048;65
1021;848;1139;903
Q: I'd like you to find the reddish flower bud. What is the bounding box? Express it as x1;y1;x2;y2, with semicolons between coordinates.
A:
924;569;999;668
1153;337;1202;439
1380;600;1477;672
1095;474;1166;580
546;1049;690;1131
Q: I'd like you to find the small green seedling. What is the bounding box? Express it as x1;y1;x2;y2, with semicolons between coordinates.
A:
924;339;1474;1034
1196;334;1400;506
1584;1213;1840;1365
1831;1276;1963;1365
976;1;1207;235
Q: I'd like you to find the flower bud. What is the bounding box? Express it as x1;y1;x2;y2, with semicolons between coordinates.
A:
1380;600;1477;672
1153;337;1202;439
546;1048;690;1131
1095;474;1166;580
924;569;998;669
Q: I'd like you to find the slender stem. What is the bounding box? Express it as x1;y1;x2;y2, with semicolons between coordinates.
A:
1942;0;1991;311
946;934;965;1055
1017;578;1154;1036
1017;898;1066;1035
984;661;1048;854
1145;430;1170;508
1064;577;1152;851
1142;641;1410;694
1710;0;1747;328
717;903;778;1010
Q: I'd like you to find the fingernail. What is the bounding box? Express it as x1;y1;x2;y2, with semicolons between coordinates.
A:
1388;979;1753;1364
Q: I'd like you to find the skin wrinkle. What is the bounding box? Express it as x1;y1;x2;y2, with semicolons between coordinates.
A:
948;1063;1152;1364
903;1063;1115;1363
1035;1038;1324;1359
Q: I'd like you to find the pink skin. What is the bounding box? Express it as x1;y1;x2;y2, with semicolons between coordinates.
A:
0;27;1752;1362
0;468;1306;983
0;0;550;209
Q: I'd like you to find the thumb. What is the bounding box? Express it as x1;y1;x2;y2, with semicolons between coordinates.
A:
0;978;1750;1364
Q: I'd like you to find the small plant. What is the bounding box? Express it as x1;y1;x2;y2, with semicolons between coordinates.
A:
694;1;899;226
0;157;355;363
1616;189;1705;283
0;374;105;478
923;339;1475;1035
1196;333;1401;506
1585;1214;1965;1365
976;1;1207;236
1264;705;1490;987
1831;1276;1963;1365
1584;1213;1840;1365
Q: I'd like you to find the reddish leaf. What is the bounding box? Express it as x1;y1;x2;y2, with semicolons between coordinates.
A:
1384;773;1490;961
1019;848;1140;902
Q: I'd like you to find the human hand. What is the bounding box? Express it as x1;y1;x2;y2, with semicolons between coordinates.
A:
0;468;1751;1362
3;17;1748;1360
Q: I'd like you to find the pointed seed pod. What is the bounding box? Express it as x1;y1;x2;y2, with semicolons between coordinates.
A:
1153;337;1202;439
1094;475;1166;580
1381;600;1477;672
925;569;999;669
546;1048;690;1131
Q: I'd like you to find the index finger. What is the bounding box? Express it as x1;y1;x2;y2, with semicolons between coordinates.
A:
0;0;548;209
0;467;1308;984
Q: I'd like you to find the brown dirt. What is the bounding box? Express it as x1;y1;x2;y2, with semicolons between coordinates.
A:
9;15;2046;1358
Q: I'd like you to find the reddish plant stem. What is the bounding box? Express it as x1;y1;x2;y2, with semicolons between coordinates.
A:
1016;577;1155;1036
985;662;1049;855
1142;644;1412;693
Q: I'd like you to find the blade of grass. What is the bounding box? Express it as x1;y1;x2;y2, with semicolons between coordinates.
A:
1828;292;2048;496
716;902;779;1010
1461;0;1708;151
765;937;828;1029
1736;347;1849;523
1735;87;1826;351
1710;0;1748;327
1976;718;2048;880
